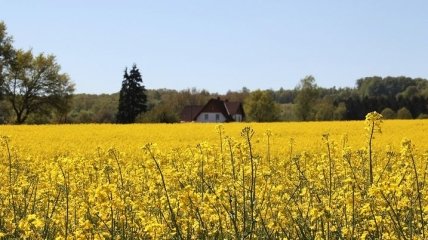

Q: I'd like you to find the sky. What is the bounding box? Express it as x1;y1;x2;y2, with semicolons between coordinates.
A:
1;1;428;94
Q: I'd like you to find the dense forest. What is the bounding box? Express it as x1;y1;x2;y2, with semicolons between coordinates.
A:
1;75;427;124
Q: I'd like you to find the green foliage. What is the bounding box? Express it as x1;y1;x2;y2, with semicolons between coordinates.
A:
146;88;212;123
314;96;342;121
224;87;250;103
380;108;396;119
294;75;319;121
0;21;15;95
356;76;418;98
274;87;296;104
333;102;347;120
278;103;297;121
67;89;214;124
0;100;12;123
68;93;118;123
396;107;413;119
398;85;419;99
246;90;280;122
0;21;74;124
417;113;428;119
65;75;428;123
116;64;147;123
2;49;74;124
138;103;179;123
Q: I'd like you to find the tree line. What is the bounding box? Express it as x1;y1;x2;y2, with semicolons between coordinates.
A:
2;21;428;124
243;75;428;122
5;74;422;124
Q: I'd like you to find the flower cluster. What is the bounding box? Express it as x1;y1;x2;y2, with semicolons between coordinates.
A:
0;119;427;238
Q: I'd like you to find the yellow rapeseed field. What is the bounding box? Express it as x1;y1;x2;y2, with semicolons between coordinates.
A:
1;114;428;239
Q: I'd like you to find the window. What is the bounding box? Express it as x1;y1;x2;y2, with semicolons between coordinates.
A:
204;114;208;120
216;114;220;121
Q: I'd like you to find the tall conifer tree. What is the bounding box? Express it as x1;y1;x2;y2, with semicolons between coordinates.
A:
116;64;147;123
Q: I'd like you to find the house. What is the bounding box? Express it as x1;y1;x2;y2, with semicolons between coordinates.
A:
180;98;245;122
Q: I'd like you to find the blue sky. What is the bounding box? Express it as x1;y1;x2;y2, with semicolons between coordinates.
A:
2;1;428;94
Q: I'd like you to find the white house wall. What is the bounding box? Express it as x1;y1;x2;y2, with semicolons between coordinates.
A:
196;112;227;122
232;114;243;122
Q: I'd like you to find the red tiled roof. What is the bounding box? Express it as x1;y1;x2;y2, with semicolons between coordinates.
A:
180;98;245;122
180;105;203;122
200;99;231;120
225;101;244;116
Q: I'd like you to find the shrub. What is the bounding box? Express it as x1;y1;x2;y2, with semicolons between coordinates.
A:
380;107;396;119
417;113;428;119
396;107;413;119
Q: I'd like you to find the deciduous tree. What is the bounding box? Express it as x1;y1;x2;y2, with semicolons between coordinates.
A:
294;75;318;121
0;21;15;98
2;49;74;124
246;90;280;122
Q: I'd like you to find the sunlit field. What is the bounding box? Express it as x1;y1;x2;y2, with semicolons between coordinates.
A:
1;117;428;238
1;119;428;153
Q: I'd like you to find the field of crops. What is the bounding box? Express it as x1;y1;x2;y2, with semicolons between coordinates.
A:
1;113;428;239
